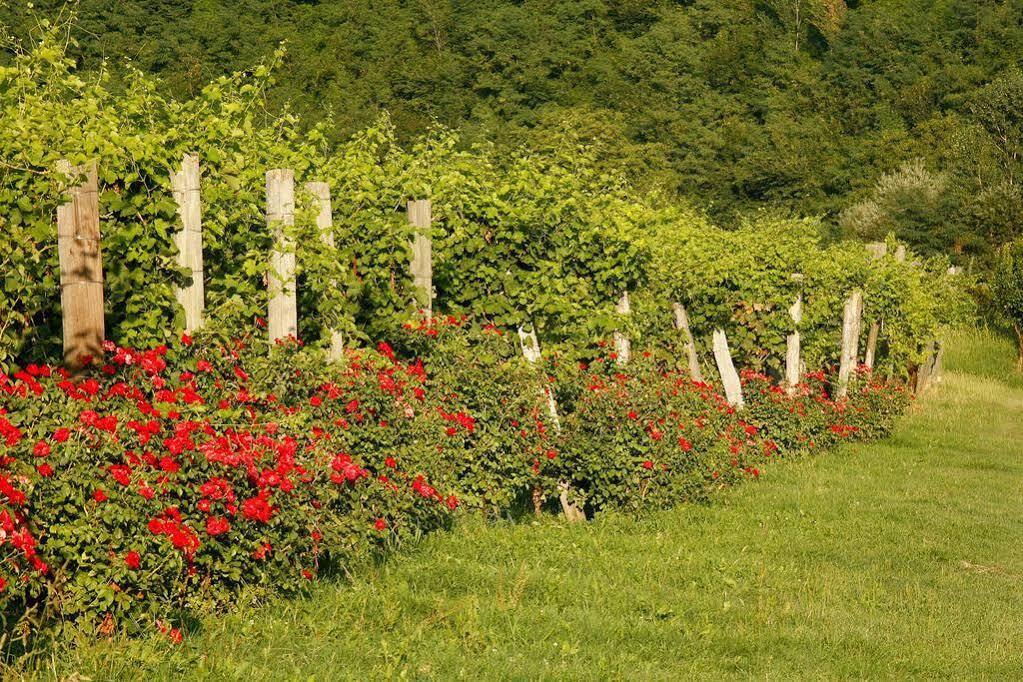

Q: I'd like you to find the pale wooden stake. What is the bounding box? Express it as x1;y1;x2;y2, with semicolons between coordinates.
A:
517;325;584;523
837;290;863;398
267;169;297;342
932;341;945;384
613;291;631;365
864;242;887;259
516;326;561;431
915;339;936;393
785;293;802;392
894;244;907;263
864;322;880;370
932;267;963;384
672;302;704;382
712;329;744;408
306;181;344;360
863;242;887;369
56;160;104;370
407;199;433;317
171;154;205;333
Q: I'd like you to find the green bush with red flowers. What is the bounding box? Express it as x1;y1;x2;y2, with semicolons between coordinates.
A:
0;330;484;639
545;347;911;516
0;318;916;642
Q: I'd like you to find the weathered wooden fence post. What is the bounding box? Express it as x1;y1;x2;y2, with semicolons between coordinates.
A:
671;302;704;382
517;325;585;523
921;266;961;388
171;153;205;333
306;181;344;360
712;329;744;408
915;339;936;393
517;326;562;431
785;292;802;393
56;160;104;370
929;266;963;385
613;291;631;365
932;340;945;384
407;199;433;318
863;242;887;370
266;169;298;342
837;290;863;398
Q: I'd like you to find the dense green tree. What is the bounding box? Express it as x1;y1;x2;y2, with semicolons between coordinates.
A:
1;0;1021;258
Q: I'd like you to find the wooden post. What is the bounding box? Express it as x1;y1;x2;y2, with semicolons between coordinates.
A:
915;339;936;393
932;340;945;384
517;325;584;523
712;329;743;408
306;181;344;360
407;199;433;318
864;321;881;370
56;160;104;370
785;293;802;392
865;242;887;260
837;290;863;398
931;267;961;384
516;326;561;431
267;169;297;342
171;154;205;333
672;302;704;382
613;291;631;365
863;243;887;370
894;244;907;263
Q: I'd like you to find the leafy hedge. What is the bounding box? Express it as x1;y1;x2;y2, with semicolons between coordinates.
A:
0;32;969;378
0;321;911;641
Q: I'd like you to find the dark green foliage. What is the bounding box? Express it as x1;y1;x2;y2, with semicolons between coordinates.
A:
2;1;1022;260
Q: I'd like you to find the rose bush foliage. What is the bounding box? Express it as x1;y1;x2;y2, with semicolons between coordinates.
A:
0;320;913;642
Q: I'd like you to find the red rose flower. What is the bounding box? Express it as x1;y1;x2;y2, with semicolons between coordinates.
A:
125;550;141;569
93;489;108;503
109;464;132;486
241;495;274;523
206;516;230;537
36;463;53;477
374;518;387;531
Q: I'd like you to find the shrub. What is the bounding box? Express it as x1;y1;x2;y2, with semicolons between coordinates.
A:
0;332;464;638
0;320;917;642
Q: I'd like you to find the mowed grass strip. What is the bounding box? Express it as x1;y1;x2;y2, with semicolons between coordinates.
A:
11;329;1023;680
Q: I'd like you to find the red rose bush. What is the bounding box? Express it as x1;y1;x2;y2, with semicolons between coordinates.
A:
0;321;911;639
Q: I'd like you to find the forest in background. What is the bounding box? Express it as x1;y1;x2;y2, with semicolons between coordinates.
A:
1;0;1022;263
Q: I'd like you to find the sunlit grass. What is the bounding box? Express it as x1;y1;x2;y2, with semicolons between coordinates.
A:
944;325;1023;388
8;328;1023;679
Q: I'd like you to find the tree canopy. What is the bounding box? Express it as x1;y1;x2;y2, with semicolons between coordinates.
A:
2;0;1021;260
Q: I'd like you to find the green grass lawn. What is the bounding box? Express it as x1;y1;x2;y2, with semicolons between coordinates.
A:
10;328;1023;680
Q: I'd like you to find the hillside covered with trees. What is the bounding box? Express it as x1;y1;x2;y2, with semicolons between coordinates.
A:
2;0;1022;261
